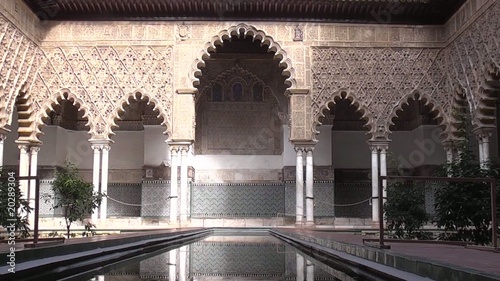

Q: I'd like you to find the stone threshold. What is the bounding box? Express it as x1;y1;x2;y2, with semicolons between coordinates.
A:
0;228;212;281
270;229;500;281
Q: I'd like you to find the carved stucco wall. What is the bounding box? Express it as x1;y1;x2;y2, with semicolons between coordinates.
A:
0;0;498;145
445;0;500;129
311;47;450;140
0;16;174;141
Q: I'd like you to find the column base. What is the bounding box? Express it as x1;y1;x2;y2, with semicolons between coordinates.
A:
305;221;315;227
371;220;382;229
295;221;304;228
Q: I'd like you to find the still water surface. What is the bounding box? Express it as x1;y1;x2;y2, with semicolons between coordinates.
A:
80;232;368;281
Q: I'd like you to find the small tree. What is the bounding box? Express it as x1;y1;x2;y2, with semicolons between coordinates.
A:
385;181;430;239
47;163;102;239
434;112;499;245
434;140;497;245
0;169;32;238
384;155;430;239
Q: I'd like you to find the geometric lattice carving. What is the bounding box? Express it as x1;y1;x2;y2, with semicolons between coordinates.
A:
312;47;450;140
0;15;174;141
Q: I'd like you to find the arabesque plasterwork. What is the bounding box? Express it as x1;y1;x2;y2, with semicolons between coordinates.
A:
0;0;499;144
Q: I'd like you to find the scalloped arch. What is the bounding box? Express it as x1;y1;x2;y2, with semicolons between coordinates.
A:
387;91;451;141
108;90;170;139
33;89;95;142
474;62;500;128
313;90;374;140
190;23;297;89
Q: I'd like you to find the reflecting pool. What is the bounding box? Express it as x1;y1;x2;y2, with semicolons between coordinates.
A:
77;231;369;281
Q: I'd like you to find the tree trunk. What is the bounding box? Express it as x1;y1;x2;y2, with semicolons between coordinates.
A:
66;224;70;239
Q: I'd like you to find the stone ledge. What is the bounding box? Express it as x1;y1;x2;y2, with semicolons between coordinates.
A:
270;229;500;281
0;228;211;280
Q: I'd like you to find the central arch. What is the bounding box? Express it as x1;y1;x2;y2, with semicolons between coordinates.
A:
190;23;297;89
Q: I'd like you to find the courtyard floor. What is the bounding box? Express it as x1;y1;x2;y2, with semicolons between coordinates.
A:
275;228;500;280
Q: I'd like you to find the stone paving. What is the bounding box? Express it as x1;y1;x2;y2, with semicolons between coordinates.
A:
275;228;500;280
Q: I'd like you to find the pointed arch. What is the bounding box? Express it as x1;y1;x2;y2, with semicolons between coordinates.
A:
190;23;296;89
108;90;170;139
313;90;374;140
387;91;451;141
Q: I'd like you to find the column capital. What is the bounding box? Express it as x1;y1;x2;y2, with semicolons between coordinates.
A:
367;140;390;151
29;146;41;154
168;141;192;152
89;139;112;150
292;141;316;150
17;144;30;153
91;145;102;151
472;126;494;140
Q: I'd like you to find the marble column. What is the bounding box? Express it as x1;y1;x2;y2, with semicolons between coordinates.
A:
29;146;40;211
306;259;314;281
478;141;485;166
179;146;189;223
91;145;101;221
379;146;387;205
179;245;187;281
0;134;6;167
18;144;30;199
170;145;179;224
295;147;304;225
483;135;490;167
100;145;110;220
305;147;314;226
474;128;493;169
370;145;379;222
169;248;177;281
296;253;304;280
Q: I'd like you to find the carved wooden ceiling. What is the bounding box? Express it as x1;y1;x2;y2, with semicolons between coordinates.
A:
24;0;466;24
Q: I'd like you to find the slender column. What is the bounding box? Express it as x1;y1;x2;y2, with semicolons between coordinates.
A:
169;248;177;281
0;134;6;167
443;142;454;177
91;145;101;221
179;146;189;223
305;147;314;226
370;145;379;222
380;146;387;205
306;259;315;281
29;146;40;210
18;144;30;199
169;145;179;223
474;128;493;169
295;147;304;225
478;140;485;166
100;145;110;220
445;147;453;164
179;245;187;281
482;134;490;168
296;253;304;281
